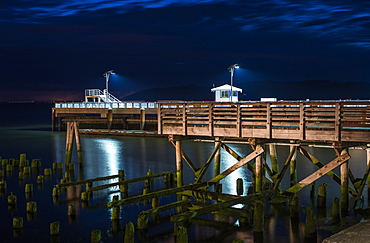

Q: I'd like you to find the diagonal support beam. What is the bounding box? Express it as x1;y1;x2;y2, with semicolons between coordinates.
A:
354;156;370;209
273;146;297;190
221;143;254;173
298;146;357;196
195;141;222;183
107;182;210;207
281;153;351;196
170;189;276;222
171;140;198;173
207;146;264;185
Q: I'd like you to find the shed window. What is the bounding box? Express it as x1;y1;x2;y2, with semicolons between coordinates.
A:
221;91;229;98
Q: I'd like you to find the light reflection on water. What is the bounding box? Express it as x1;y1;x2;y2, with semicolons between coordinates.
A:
1;125;369;242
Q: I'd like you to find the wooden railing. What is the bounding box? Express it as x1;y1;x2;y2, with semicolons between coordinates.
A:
157;101;370;142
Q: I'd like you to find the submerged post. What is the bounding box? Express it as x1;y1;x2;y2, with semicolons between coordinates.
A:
65;122;74;164
175;139;183;187
255;145;263;192
290;145;297;187
213;137;221;178
340;149;349;213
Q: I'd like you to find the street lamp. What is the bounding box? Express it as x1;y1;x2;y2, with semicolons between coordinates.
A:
103;70;115;102
228;64;239;102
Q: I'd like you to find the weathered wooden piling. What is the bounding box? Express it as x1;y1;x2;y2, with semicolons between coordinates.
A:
175;139;184;187
52;186;60;197
12;159;19;168
19;154;27;167
8;193;17;205
68;163;75;171
25;184;33;193
50;221;60;235
317;183;327;208
269;144;279;174
0;180;6;190
331;197;341;224
124;221;135;243
26;201;37;213
68;204;76;216
0;169;4;179
44;168;52;176
37;175;44;184
213;137;221;177
146;169;154;188
137;212;149;230
65;122;74;164
18;172;24;180
255;145;263;193
12;217;23;228
253;200;265;233
31;159;41;168
304;207;317;238
112;206;120;220
289;146;297;187
340;149;349;213
23;166;31;174
81;191;90;201
64;171;70;181
1;158;8;167
6;164;13;172
176;226;188;243
236;178;243;195
57;162;63;170
290;193;300;218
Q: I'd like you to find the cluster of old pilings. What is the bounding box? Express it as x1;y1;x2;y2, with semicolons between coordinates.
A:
163;135;370;241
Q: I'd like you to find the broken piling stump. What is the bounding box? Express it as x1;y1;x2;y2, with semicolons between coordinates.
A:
50;221;60;235
91;230;101;243
124;222;135;243
12;217;23;228
304;207;317;239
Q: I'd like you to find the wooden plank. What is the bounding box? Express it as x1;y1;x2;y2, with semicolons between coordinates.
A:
282;153;350;195
297;146;358;196
170;190;276;222
208;146;264;185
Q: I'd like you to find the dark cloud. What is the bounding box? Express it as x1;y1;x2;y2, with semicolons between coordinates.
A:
0;1;369;101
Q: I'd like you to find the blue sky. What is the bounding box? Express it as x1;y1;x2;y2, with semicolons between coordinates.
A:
0;0;369;101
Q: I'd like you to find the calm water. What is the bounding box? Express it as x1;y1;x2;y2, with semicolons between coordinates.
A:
0;103;368;242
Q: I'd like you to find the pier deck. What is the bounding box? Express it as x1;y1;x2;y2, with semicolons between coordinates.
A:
158;101;370;144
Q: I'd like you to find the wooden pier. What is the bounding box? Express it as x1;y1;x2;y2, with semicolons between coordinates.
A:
53;100;370;241
157;100;370;143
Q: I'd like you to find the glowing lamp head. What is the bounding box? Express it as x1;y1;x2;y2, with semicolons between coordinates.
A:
103;70;115;77
228;64;239;70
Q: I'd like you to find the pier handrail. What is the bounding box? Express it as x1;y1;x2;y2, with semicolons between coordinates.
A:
157;100;370;143
54;101;158;109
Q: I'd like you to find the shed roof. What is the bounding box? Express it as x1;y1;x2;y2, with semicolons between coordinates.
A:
211;84;242;92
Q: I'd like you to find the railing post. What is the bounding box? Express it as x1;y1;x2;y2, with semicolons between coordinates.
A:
300;103;306;140
335;103;341;141
266;103;272;139
182;104;187;136
208;104;214;137
236;103;241;138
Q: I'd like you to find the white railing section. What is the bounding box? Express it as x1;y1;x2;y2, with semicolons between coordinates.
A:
55;102;158;109
85;89;122;103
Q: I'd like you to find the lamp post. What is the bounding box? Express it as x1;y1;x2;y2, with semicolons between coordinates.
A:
103;70;115;102
228;64;239;102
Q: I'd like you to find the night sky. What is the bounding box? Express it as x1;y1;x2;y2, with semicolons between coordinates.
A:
1;1;369;101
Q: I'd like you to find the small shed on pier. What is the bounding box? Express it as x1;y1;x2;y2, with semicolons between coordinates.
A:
211;84;243;102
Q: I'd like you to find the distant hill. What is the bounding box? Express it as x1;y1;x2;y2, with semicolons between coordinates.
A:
121;81;370;101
